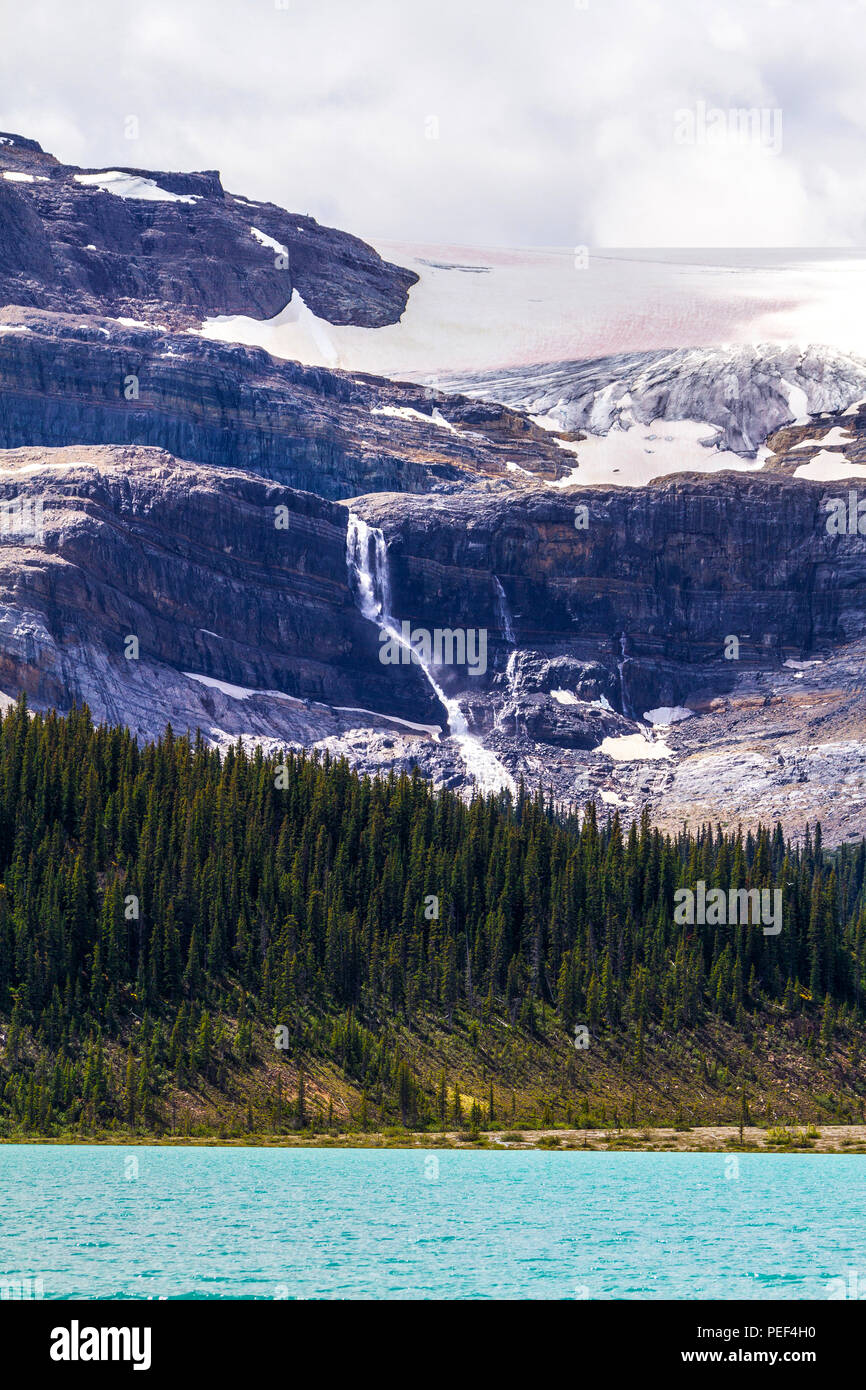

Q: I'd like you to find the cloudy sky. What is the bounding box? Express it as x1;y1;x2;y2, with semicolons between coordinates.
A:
2;0;865;248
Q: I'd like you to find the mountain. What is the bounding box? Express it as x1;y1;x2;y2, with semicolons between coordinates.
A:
0;134;864;844
1;135;865;1147
344;475;866;842
0;441;863;840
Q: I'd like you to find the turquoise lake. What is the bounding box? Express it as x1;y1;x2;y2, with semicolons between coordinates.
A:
1;1146;863;1299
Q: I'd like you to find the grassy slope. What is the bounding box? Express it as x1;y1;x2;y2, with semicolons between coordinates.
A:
4;994;864;1141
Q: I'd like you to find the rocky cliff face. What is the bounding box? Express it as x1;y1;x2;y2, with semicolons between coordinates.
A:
0;446;859;839
0;308;568;499
0;132;416;329
355;476;866;706
0;444;441;740
330;477;866;841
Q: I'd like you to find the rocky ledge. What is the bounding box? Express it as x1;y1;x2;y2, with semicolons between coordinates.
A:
0;308;570;499
0;131;416;329
311;637;866;846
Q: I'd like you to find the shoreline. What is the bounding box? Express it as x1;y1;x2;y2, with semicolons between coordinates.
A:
3;1124;866;1153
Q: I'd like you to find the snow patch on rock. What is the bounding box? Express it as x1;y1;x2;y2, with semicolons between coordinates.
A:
250;226;288;258
74;171;199;204
793;427;855;448
370;405;459;433
595;733;672;761
198;289;339;367
793;452;866;481
643;706;694;726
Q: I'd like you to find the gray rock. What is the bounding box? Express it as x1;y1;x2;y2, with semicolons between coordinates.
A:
0;309;570;500
0;132;416;329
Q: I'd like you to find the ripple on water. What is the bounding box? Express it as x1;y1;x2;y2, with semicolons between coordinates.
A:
2;1147;865;1299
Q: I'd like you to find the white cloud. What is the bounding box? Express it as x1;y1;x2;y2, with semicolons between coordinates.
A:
1;0;865;247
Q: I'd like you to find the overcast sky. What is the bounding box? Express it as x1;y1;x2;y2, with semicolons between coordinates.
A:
2;0;866;248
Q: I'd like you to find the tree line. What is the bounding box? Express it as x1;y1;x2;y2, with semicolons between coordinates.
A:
0;698;863;1132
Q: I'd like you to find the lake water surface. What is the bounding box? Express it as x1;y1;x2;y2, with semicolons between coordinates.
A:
1;1146;863;1299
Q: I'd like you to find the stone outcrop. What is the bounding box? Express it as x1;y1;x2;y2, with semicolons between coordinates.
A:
0;309;568;499
0;132;416;328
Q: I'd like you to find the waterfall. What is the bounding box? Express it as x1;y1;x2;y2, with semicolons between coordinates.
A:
346;514;391;623
494;649;520;733
346;513;515;796
493;575;516;645
347;513;456;723
617;631;631;719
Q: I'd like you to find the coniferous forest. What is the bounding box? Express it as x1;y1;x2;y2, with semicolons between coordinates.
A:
1;697;865;1140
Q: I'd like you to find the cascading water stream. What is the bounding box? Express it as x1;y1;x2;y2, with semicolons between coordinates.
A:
493;575;516;645
615;628;654;743
617;631;631;719
347;514;515;795
346;514;391;625
494;649;522;734
492;576;518;732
